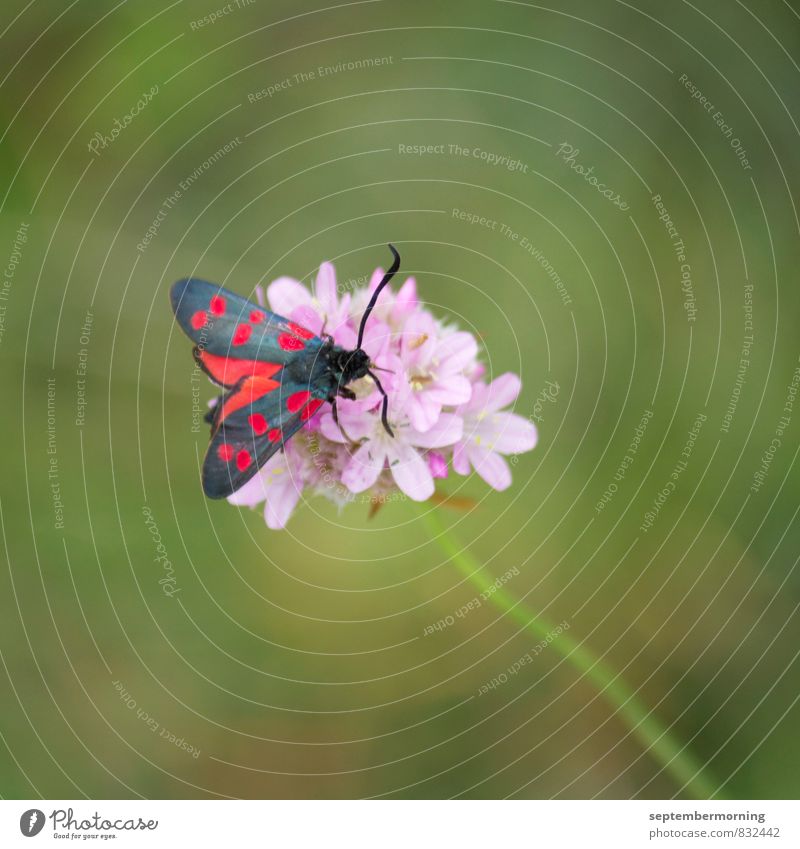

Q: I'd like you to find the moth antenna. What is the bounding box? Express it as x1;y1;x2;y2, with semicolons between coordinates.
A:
356;244;400;350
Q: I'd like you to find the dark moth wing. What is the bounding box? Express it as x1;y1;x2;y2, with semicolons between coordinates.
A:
170;278;328;499
202;382;326;499
170;277;318;363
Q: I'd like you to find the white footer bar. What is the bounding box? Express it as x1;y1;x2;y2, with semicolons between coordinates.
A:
3;799;797;847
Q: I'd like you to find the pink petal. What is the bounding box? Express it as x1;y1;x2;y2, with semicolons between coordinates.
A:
342;441;386;493
264;475;302;529
319;413;347;443
387;442;434;501
484;373;522;413
267;276;311;317
452;442;470;475
407;392;440;433
482;412;537;454
396;275;417;305
319;413;345;443
470;362;487;382
400;312;437;363
359;317;392;360
407;413;463;448
290;304;323;335
459;380;488;415
437;331;478;370
319;408;374;443
332;324;358;349
468;444;512;491
227;451;304;529
391;276;418;321
324;290;351;336
227;472;268;506
428;451;448;479
367;266;386;294
340;401;378;433
425;375;472;406
314;261;338;313
373;352;405;396
343;390;381;416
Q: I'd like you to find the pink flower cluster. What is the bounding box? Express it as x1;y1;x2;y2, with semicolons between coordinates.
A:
228;260;538;528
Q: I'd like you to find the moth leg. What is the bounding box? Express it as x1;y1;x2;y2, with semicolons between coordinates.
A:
329;395;355;443
367;370;394;437
337;386;357;401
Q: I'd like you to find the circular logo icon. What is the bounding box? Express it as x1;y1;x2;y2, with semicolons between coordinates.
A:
19;809;45;837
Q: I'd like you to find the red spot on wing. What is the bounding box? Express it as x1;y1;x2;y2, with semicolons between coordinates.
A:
220;375;281;421
287;390;311;413
250;310;265;323
217;443;234;462
268;428;281;442
288;321;314;340
236;449;251;471
191;310;208;329
232;323;252;346
198;350;281;387
248;413;268;435
210;295;226;316
301;399;324;421
278;333;305;351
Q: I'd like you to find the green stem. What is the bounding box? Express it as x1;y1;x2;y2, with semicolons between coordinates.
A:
420;506;721;799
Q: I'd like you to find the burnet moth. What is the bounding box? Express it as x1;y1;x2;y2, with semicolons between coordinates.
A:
171;245;400;498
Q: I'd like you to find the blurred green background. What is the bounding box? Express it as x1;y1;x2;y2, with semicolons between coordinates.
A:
2;0;799;799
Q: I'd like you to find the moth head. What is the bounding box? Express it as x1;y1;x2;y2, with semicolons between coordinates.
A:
339;347;371;383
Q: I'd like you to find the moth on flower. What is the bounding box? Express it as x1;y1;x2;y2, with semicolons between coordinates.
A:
170;246;537;528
